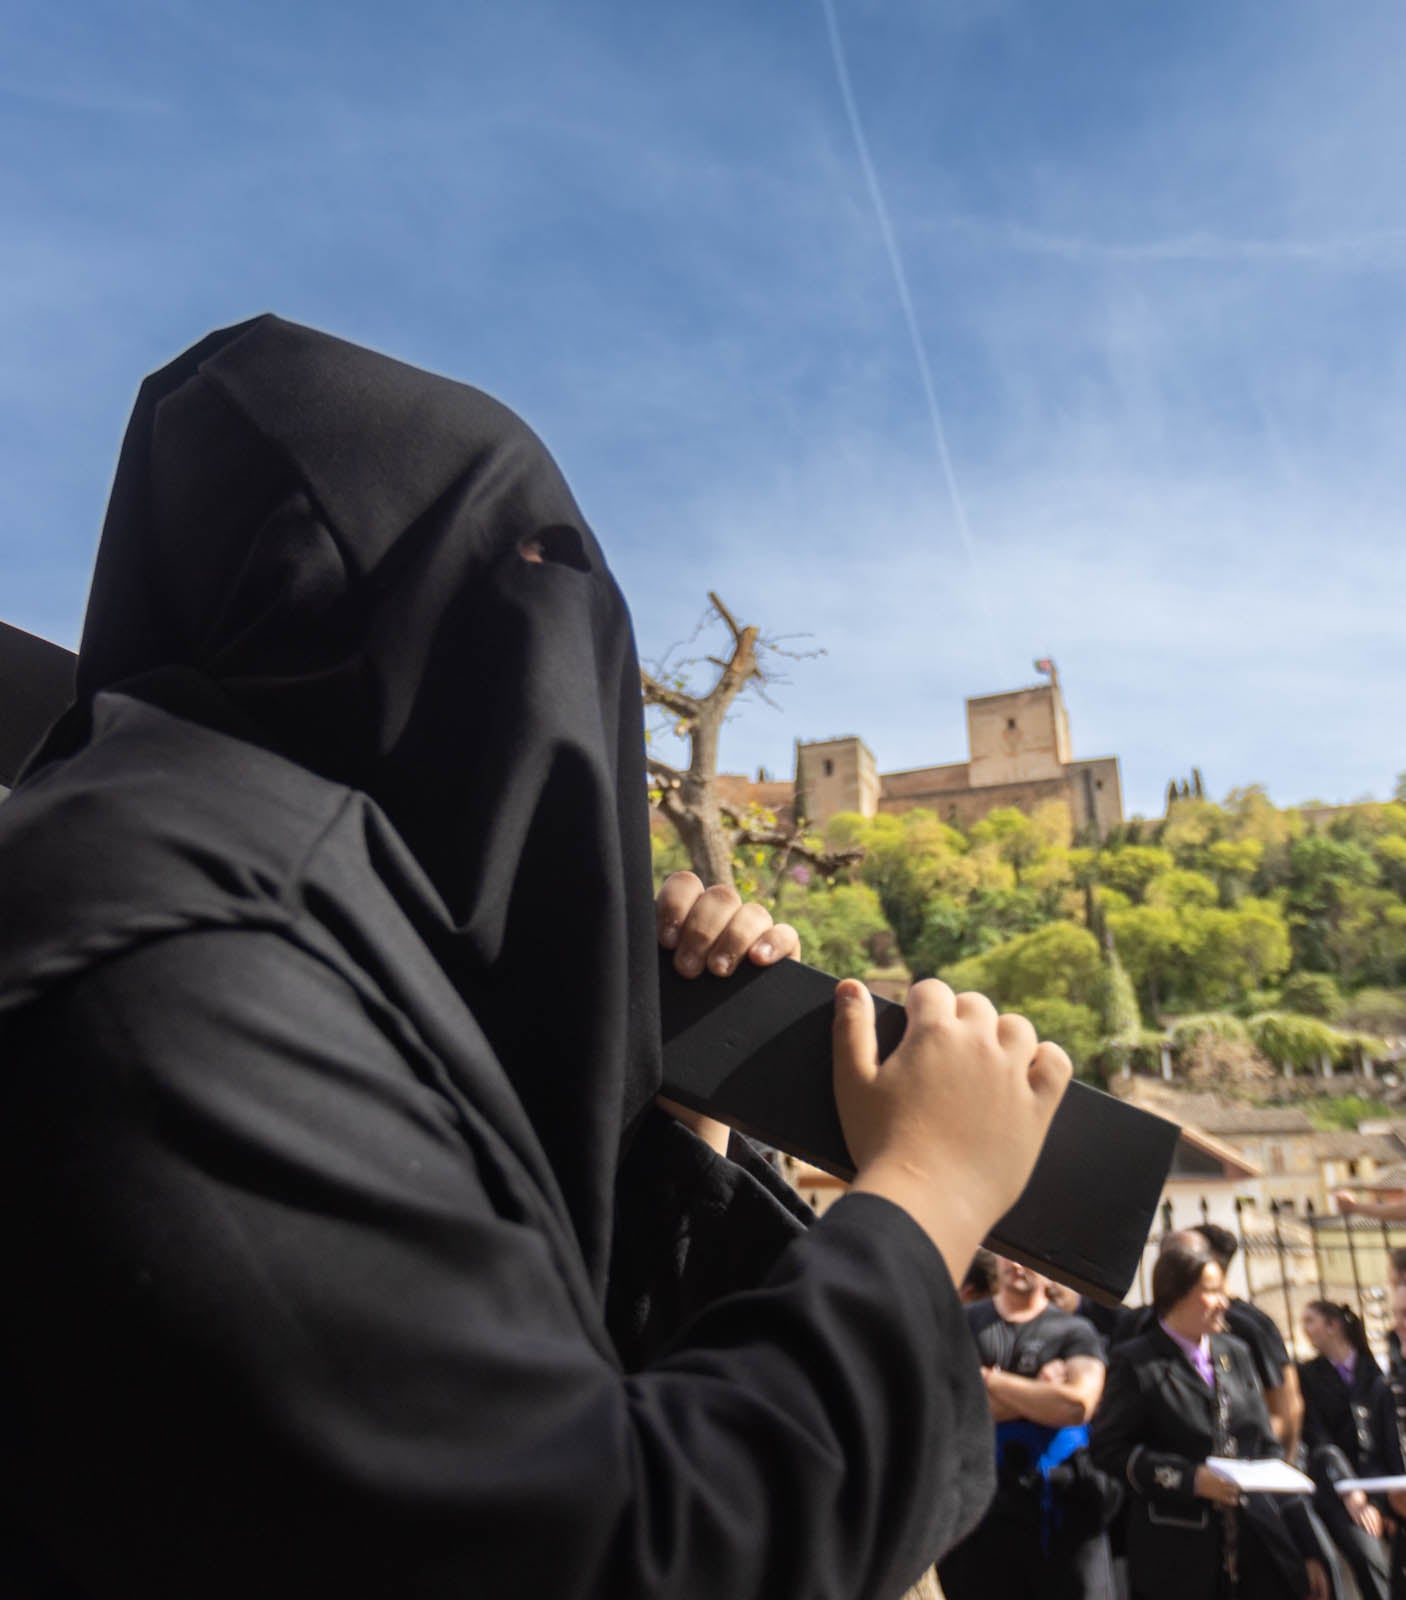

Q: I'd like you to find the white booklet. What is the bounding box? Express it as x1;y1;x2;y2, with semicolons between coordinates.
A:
1205;1457;1316;1494
1336;1476;1406;1494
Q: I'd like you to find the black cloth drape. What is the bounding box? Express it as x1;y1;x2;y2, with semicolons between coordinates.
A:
24;314;659;1290
0;320;996;1599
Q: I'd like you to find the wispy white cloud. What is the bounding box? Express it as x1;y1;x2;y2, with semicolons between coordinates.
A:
948;216;1406;267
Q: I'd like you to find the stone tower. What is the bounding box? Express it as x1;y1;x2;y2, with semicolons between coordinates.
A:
795;736;880;825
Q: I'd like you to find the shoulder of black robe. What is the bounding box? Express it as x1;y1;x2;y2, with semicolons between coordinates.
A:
0;695;993;1599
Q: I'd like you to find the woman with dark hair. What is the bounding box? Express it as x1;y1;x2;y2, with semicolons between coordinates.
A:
0;316;1071;1600
1298;1300;1402;1599
1092;1239;1328;1599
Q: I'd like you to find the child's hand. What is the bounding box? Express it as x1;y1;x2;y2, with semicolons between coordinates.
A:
836;979;1070;1282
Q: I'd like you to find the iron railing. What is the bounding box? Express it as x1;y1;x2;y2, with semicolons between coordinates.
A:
1133;1194;1401;1361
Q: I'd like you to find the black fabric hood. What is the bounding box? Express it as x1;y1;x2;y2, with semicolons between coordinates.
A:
8;315;661;1287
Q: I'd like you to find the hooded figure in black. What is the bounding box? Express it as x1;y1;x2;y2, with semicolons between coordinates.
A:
0;317;994;1600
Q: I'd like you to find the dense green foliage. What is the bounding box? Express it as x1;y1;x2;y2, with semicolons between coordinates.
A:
825;790;1406;1078
651;785;1406;1082
1304;1095;1396;1132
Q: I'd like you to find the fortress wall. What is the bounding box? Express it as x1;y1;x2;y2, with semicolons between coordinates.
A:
1066;757;1122;836
878;774;1075;828
879;761;970;799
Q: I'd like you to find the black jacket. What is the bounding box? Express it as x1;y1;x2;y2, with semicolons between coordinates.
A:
1092;1327;1318;1600
1298;1352;1404;1497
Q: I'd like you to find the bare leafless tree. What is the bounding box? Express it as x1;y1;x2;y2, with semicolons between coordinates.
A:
642;594;864;892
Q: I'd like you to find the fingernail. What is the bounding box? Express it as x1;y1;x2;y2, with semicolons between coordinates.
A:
756;940;774;961
836;981;862;1004
711;953;733;975
677;952;702;977
659;923;680;949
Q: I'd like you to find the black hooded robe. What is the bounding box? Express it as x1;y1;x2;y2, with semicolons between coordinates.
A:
0;318;993;1600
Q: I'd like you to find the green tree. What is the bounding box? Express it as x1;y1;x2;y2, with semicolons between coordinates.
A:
1092;947;1143;1035
1105;903;1184;1015
1322;886;1406;987
1181;898;1292;1006
908;885;1046;978
1089;947;1143;1076
1160;797;1227;870
780;882;890;980
832;809;973;959
1247;1011;1342;1073
1206;837;1264;903
1096;846;1174;902
969;807;1042;880
1377;834;1406;896
942;921;1102;1011
1146;869;1220;911
1170;1013;1252;1051
1020;998;1102;1076
1279;971;1344;1020
1285;833;1379;973
1340;988;1406;1035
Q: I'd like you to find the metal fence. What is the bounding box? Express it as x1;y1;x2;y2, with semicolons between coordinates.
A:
1133;1194;1404;1361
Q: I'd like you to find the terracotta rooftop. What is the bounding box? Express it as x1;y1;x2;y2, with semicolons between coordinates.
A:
1208;1109;1317;1135
1307;1132;1402;1161
1118;1083;1320;1135
1175;1123;1262;1177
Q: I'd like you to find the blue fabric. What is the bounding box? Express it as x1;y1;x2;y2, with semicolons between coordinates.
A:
995;1419;1090;1550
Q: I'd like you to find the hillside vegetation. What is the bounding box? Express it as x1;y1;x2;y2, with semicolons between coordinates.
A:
655;784;1406;1083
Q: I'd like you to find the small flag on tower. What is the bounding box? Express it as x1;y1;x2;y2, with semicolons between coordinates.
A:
1034;657;1054;675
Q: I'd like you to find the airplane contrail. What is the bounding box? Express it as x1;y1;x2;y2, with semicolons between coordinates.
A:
818;0;989;607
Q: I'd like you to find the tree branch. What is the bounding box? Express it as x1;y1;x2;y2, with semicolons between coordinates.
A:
716;798;864;877
640;670;701;724
731;826;866;878
707;591;744;647
646;756;686;791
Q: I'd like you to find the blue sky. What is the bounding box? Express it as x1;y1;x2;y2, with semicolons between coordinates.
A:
3;0;1403;817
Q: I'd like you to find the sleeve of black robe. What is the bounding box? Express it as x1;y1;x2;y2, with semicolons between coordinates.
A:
606;1106;817;1371
0;929;993;1600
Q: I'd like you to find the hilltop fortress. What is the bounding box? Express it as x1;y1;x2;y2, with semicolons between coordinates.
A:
718;669;1124;839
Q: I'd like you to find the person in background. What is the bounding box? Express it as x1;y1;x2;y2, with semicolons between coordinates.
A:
1047;1278;1127;1352
1383;1249;1406;1373
1093;1235;1329;1600
938;1257;1118;1600
1387;1279;1406;1444
1377;1283;1406;1600
1298;1300;1399;1600
1109;1225;1301;1445
1194;1223;1305;1461
960;1248;998;1305
1336;1191;1406;1224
